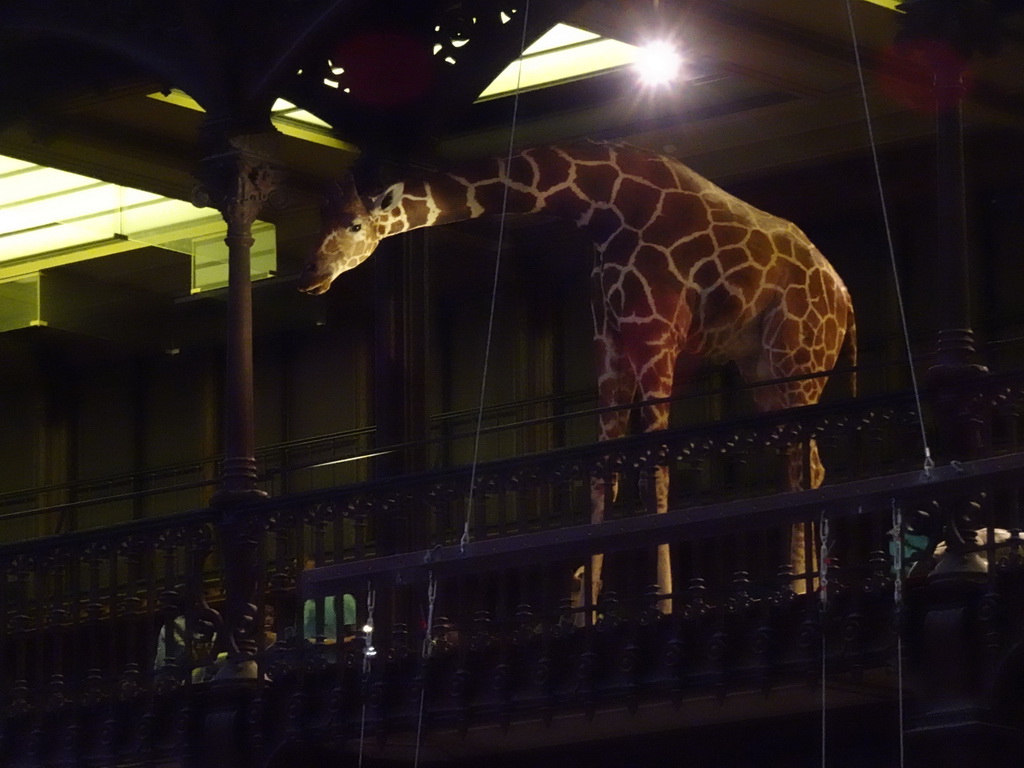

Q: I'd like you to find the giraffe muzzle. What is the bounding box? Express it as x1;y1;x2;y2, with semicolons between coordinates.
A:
297;262;333;294
297;278;331;295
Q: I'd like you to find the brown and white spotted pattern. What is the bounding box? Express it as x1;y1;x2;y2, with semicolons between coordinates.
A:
301;141;857;609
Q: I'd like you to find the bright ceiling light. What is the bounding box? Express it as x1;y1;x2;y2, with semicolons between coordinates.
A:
634;41;683;86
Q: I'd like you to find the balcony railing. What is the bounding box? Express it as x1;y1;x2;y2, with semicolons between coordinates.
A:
2;369;1024;765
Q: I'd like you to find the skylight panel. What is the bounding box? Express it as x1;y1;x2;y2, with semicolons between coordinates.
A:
478;24;642;101
522;25;599;56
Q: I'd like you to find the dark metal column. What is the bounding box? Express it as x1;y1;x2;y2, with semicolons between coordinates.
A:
897;0;996;459
196;133;280;500
932;62;974;372
194;131;280;678
894;3;1024;764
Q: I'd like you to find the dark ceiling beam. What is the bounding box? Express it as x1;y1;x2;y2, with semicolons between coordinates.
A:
0;117;199;202
421;0;593;140
0;6;193;102
276;0;593;161
248;0;375;102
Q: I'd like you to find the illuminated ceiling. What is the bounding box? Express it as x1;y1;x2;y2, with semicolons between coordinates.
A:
0;156;275;293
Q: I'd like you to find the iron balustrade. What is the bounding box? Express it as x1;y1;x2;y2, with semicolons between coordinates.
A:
1;370;1024;764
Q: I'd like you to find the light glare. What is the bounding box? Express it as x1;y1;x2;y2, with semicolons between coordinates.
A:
635;41;682;86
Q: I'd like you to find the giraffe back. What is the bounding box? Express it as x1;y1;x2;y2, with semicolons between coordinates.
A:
519;142;853;375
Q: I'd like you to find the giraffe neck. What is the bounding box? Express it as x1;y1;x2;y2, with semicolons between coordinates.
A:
375;156;537;240
373;142;715;249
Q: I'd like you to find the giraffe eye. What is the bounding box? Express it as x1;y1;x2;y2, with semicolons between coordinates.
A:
349;223;362;233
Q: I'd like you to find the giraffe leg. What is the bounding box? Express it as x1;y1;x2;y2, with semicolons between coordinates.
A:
586;473;616;613
639;465;673;613
743;263;854;591
739;357;829;594
632;345;678;615
575;331;636;621
785;439;824;592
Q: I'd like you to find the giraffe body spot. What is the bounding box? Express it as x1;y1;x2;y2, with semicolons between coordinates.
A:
771;231;800;259
692;258;722;288
784;284;810;319
401;197;431;228
823;316;839;350
507;154;537;188
619;270;656;318
717;246;750;274
702;284;745;330
587;207;625;245
746;229;775;265
615;177;662;230
730;265;764;305
712;223;749;249
575;163;621;205
535;150;573;192
547;186;592;221
671;233;715;268
605;229;642;261
651;190;711;241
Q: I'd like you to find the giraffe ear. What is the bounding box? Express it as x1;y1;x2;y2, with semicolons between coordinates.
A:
325;175;359;209
368;182;403;214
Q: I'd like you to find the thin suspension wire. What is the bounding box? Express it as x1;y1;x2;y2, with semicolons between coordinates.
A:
890;500;907;768
843;5;912;764
413;570;438;768
358;579;376;768
842;0;933;475
462;0;532;550
819;513;830;768
415;7;531;762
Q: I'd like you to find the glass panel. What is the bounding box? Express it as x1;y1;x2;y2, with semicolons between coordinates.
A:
191;221;277;293
0;274;41;332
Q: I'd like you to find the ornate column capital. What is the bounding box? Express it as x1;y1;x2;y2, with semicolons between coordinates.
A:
193;132;286;229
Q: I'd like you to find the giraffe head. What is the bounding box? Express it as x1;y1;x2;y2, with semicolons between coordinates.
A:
298;176;404;295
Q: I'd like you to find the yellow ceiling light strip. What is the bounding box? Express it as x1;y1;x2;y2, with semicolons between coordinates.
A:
0;155;274;288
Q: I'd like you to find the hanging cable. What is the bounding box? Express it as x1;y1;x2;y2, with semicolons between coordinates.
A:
462;0;532;552
819;512;830;768
413;570;438;768
358;580;376;768
416;4;531;762
842;0;934;477
890;500;907;768
842;10;916;766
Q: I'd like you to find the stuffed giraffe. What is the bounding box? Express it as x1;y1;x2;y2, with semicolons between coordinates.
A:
300;140;856;612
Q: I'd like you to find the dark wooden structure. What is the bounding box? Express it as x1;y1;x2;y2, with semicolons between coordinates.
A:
2;1;1024;766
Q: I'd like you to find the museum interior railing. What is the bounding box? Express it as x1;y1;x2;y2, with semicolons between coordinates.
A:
3;367;1024;765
